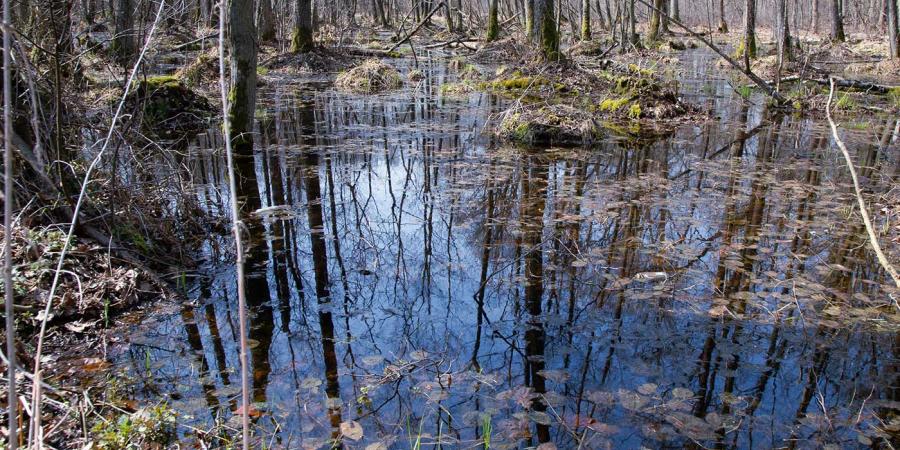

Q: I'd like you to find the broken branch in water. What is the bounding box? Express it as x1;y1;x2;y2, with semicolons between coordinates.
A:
825;79;900;290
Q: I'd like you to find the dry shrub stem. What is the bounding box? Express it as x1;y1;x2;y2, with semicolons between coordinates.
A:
825;79;900;292
26;1;168;447
217;1;251;448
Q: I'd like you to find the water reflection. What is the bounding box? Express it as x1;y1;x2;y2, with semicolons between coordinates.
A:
112;52;900;449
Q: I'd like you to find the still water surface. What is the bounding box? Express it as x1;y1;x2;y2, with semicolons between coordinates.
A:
110;51;900;449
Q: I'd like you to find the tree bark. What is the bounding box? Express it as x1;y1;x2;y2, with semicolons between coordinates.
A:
531;0;559;58
742;0;757;60
830;0;845;41
290;0;314;52
526;0;534;35
648;0;663;40
672;0;680;21
112;0;135;65
258;0;276;42
228;0;258;153
888;0;900;58
487;0;500;40
777;0;793;63
581;0;591;39
718;0;728;31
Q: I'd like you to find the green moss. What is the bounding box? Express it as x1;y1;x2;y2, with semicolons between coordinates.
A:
599;96;631;111
628;103;643;119
257;66;270;76
835;92;856;111
138;75;180;90
290;26;314;53
888;87;900;108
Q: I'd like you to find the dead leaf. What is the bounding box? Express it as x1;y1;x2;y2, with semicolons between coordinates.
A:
340;420;363;441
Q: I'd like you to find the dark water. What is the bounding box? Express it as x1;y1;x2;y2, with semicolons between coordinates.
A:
109;51;900;449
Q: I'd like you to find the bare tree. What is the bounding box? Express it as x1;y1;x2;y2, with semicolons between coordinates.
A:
718;0;728;31
888;0;900;57
777;0;793;63
742;0;757;60
648;0;665;40
831;0;845;41
487;0;500;40
228;0;258;151
112;0;135;64
290;0;314;52
580;0;591;39
258;0;277;42
531;0;559;58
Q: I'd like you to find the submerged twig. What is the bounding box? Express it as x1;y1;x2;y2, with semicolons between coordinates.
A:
825;79;900;290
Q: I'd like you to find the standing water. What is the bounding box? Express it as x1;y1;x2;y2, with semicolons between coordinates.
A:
108;50;900;449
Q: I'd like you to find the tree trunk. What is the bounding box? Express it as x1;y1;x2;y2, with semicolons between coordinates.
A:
628;0;637;44
672;0;680;21
648;0;663;40
258;0;277;42
112;0;135;65
487;0;500;40
660;0;670;34
830;0;845;41
776;0;793;64
228;0;258;153
531;0;559;58
742;0;757;60
526;0;534;35
581;0;591;39
812;0;819;32
888;0;900;58
290;0;314;52
719;0;728;32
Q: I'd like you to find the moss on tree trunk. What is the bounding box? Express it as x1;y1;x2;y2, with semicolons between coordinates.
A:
290;0;314;53
228;0;258;154
486;0;499;41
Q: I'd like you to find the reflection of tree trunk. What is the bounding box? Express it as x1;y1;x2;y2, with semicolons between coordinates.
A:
471;178;496;370
234;153;275;404
180;304;222;413
300;139;343;444
521;153;550;444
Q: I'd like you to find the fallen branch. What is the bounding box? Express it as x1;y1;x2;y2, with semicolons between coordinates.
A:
388;1;446;53
826;79;900;289
750;75;900;94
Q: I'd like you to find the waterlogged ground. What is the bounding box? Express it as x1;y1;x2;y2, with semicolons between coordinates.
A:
106;51;900;448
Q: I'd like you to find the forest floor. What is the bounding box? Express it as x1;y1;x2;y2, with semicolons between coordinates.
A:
4;21;900;448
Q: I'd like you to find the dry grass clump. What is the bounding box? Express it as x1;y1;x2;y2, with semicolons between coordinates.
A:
499;104;600;146
335;58;403;93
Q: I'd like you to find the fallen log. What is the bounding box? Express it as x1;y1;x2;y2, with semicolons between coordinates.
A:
748;75;899;94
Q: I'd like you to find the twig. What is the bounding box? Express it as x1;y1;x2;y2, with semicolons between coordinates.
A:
27;2;168;447
826;79;900;289
217;2;251;449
